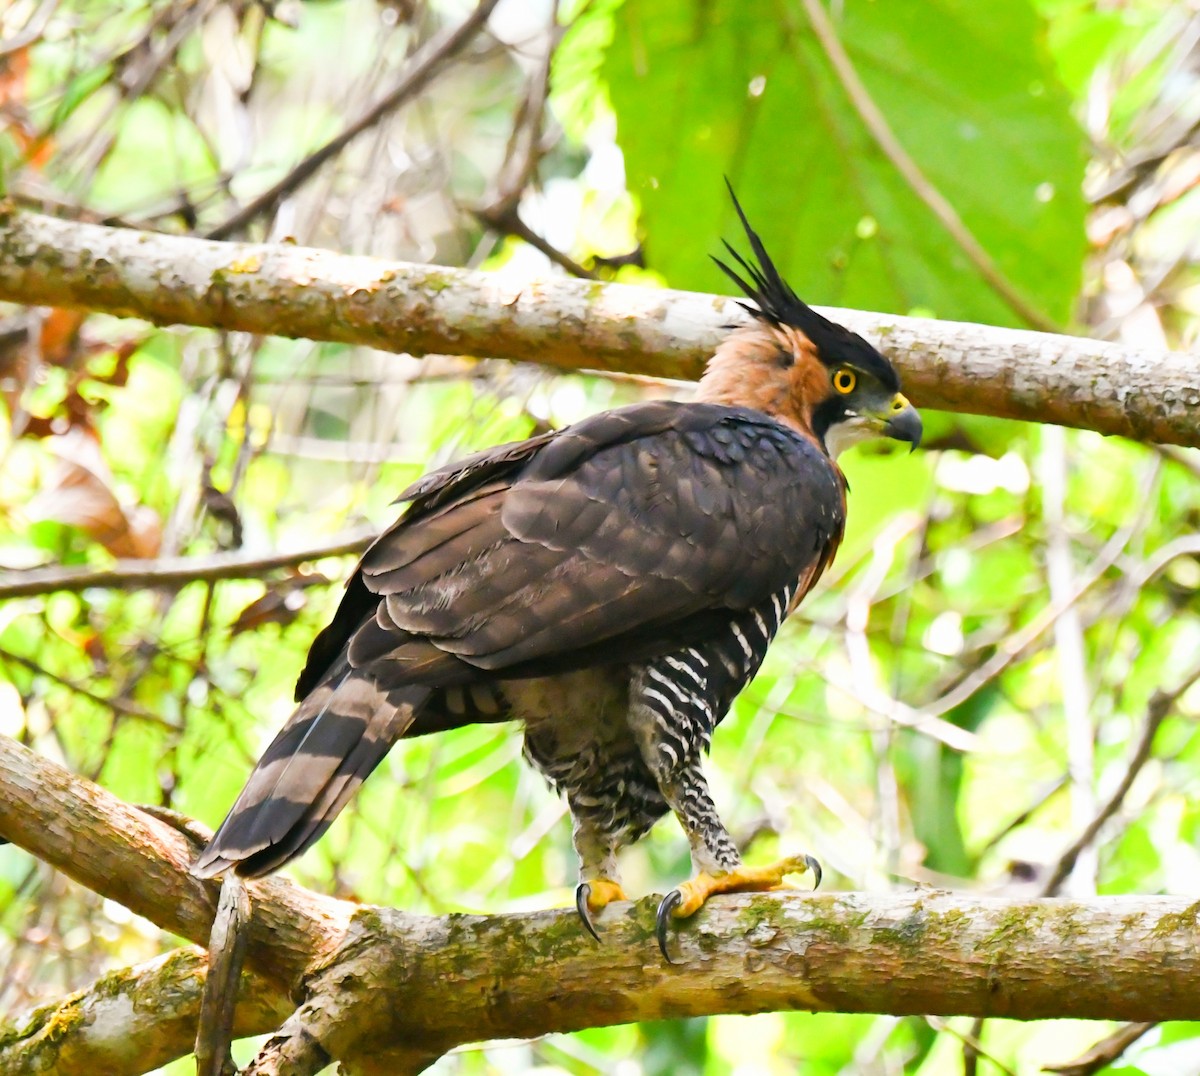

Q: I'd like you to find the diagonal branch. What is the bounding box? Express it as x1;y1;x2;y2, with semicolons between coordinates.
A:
0;207;1194;445
0;731;350;991
1045;1021;1157;1076
1040;669;1199;897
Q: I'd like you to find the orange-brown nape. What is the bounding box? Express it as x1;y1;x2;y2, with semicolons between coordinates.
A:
694;322;832;446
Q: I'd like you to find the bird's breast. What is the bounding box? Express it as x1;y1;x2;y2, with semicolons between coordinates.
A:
510;668;642;798
502;668;630;735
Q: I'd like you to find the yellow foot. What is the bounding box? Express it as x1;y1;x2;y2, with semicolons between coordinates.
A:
656;853;821;962
575;878;629;942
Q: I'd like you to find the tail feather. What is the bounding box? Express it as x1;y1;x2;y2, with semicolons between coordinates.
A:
193;664;429;878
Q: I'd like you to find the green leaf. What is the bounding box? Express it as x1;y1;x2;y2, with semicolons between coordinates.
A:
900;686;1001;877
639;1017;708;1076
595;0;1087;327
47;63;115;133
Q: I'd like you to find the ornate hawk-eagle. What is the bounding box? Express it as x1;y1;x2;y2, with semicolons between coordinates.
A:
194;188;922;958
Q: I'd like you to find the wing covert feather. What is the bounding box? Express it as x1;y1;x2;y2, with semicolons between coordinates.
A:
303;401;845;690
361;403;845;673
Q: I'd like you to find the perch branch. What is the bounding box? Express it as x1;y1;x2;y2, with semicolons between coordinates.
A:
0;207;1195;446
4;731;1200;1074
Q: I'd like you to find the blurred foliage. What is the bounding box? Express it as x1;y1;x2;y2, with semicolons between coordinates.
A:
1;0;1200;1073
584;0;1089;325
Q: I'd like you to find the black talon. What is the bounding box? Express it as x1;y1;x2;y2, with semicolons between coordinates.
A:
575;882;602;943
806;854;822;890
655;889;683;964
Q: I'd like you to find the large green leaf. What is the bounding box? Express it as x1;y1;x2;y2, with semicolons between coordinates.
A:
592;0;1088;326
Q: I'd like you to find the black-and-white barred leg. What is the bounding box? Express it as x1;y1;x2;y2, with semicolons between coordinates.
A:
523;712;669;942
629;664;821;962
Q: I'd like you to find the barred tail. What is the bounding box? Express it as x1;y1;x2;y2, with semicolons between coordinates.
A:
193;660;430;878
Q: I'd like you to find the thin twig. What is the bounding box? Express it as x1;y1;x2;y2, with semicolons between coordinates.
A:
1043;1021;1156;1076
974;777;1068;859
206;0;502;240
927;1016;1016;1076
1108;533;1200;615
474;202;597;278
923;505;1144;718
1040;662;1200;897
65;0;218;188
0;645;177;730
963;1015;984;1076
472;8;596;278
797;0;1058;331
1156;444;1200;480
0;525;376;599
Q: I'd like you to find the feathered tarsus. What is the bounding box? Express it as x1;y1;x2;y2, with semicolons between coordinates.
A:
194;185;922;958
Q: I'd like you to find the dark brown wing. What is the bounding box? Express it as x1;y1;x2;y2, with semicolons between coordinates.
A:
347;401;845;675
294;428;558;698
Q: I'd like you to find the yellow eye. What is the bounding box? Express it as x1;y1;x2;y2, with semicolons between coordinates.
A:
833;368;856;394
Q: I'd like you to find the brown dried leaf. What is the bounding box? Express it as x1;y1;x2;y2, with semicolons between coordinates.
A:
24;431;161;558
0;46;54;167
38;309;88;367
229;582;313;635
104;504;163;559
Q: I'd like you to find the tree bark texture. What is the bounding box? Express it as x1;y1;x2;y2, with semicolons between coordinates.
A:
3;730;1200;1075
0;206;1195;446
0;948;292;1076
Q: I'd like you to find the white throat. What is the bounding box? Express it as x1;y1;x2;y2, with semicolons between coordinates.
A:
824;416;876;459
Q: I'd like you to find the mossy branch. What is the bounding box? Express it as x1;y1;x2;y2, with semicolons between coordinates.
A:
0;206;1195;446
0;948;291;1076
3;731;1200;1074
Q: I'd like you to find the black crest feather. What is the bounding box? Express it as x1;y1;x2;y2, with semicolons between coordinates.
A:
712;178;818;333
712;179;898;389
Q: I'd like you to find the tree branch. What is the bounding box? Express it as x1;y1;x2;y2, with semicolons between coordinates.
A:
0;524;377;600
4;729;1200;1074
1044;1021;1156;1076
0;947;291;1076
0;207;1194;446
0;731;350;991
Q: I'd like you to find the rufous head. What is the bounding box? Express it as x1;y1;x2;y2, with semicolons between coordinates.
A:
698;182;922;458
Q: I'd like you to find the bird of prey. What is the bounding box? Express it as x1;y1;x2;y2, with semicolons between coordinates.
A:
194;186;922;959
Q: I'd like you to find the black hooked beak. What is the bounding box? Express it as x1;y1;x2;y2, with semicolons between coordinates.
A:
884;395;922;451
